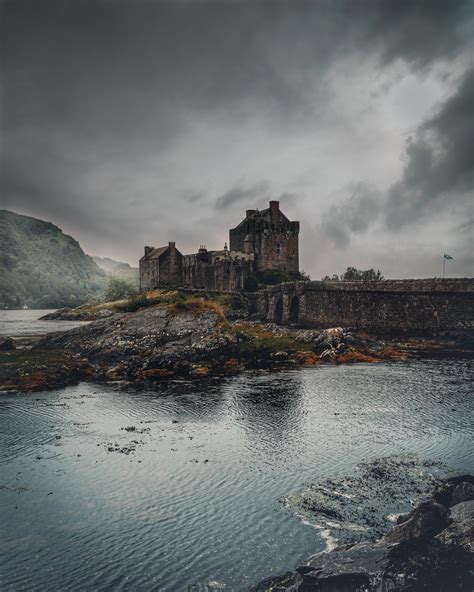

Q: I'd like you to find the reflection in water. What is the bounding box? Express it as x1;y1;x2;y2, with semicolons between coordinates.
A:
0;359;473;591
228;370;306;460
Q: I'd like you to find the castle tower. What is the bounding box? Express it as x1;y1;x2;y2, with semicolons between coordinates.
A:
229;201;299;272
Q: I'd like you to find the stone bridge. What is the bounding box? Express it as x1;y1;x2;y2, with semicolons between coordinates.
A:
251;279;474;336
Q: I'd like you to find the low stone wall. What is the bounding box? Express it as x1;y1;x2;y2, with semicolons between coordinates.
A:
255;279;474;336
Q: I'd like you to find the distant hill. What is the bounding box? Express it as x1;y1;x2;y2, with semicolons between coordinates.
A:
0;210;107;309
92;256;139;286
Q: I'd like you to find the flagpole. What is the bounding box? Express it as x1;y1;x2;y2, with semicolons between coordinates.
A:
443;256;445;278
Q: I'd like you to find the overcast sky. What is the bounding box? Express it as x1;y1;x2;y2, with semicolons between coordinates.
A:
1;0;473;278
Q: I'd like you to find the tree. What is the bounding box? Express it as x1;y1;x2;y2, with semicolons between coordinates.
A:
105;277;138;302
322;267;384;282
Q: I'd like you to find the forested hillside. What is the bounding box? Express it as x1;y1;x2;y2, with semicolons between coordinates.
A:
0;210;107;308
92;256;139;286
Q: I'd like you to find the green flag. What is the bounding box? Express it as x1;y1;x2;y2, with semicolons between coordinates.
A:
444;254;454;260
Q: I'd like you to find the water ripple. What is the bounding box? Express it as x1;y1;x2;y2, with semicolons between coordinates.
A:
0;359;472;591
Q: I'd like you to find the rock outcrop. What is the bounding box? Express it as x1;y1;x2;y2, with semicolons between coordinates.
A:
39;307;115;321
25;305;406;389
253;476;474;592
35;306;237;382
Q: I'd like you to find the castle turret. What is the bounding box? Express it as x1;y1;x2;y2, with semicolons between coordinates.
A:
243;234;254;254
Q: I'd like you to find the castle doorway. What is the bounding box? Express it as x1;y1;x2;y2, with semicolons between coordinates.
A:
274;296;283;324
289;295;299;325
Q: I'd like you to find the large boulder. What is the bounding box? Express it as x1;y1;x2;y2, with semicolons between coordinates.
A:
437;520;474;552
252;538;474;592
384;501;448;543
433;475;474;506
451;482;474;507
450;500;474;522
294;542;390;591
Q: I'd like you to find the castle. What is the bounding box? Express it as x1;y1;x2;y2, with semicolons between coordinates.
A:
139;200;300;292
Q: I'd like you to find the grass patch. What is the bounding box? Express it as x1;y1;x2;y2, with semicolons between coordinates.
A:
78;289;248;318
234;324;309;355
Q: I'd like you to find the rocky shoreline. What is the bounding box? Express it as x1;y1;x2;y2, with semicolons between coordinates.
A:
1;298;472;392
39;307;116;321
253;474;474;591
0;302;410;392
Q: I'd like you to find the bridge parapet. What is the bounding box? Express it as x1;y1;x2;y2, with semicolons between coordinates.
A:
255;278;474;335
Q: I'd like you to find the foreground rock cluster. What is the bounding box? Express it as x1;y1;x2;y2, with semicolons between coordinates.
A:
253;475;474;591
0;303;408;392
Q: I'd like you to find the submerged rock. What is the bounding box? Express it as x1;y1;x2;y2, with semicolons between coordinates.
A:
0;337;15;351
285;455;446;545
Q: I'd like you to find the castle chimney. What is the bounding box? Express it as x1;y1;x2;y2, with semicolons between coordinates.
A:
168;241;176;264
246;209;257;217
269;200;279;224
144;246;154;256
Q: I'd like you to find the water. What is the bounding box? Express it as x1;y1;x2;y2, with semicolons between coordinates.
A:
0;309;90;337
0;313;473;591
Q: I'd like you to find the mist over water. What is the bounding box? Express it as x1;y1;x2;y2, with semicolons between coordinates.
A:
1;352;472;590
0;309;89;337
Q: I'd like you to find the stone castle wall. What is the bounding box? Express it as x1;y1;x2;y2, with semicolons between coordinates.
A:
255;279;474;336
257;230;299;273
182;252;254;292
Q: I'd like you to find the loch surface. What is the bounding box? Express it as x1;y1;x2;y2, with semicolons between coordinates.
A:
0;309;89;337
1;363;473;591
0;316;473;591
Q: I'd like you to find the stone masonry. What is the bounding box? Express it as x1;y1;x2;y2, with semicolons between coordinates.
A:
254;278;474;336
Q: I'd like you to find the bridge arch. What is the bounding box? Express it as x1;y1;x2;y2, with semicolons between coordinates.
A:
289;294;299;325
274;296;283;324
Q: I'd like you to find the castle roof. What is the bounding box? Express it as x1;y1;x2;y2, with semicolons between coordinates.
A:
231;205;291;231
143;246;168;260
141;243;182;261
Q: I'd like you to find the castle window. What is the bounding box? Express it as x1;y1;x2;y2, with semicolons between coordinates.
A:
276;242;281;254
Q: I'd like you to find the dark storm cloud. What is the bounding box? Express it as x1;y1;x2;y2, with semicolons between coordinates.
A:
350;0;473;69
1;0;473;270
322;183;382;248
321;68;474;248
215;181;270;210
385;68;474;229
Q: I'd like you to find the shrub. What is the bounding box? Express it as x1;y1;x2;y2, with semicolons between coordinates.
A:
243;275;259;292
217;293;247;310
105;277;138;302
